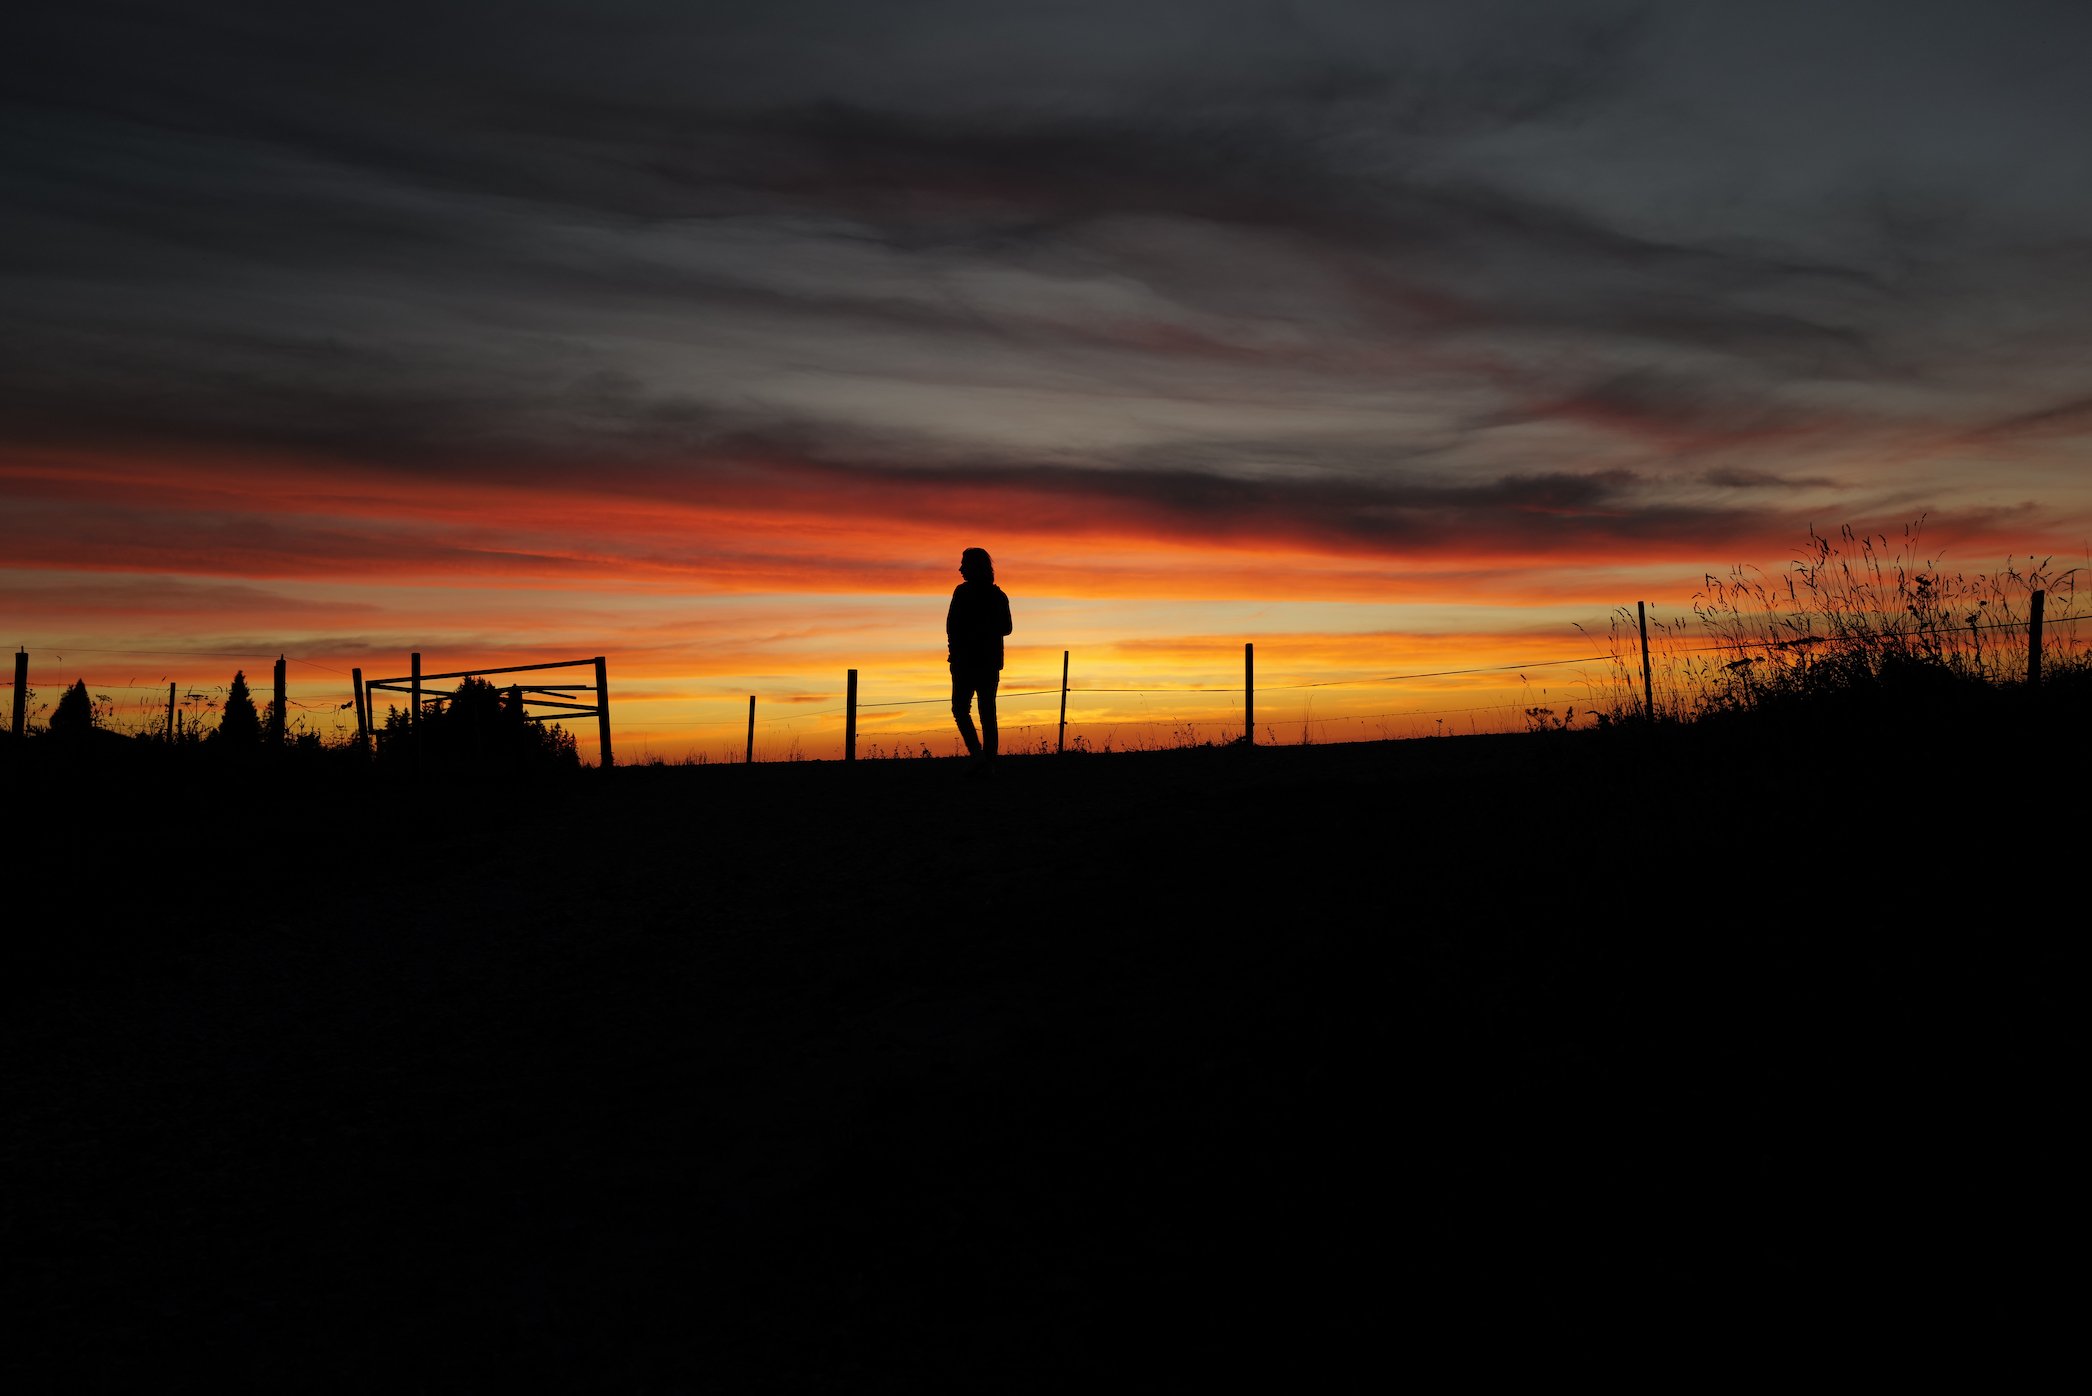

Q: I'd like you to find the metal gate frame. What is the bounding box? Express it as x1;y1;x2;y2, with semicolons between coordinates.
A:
358;654;613;766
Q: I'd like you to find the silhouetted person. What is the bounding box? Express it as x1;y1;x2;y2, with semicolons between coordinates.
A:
947;547;1012;767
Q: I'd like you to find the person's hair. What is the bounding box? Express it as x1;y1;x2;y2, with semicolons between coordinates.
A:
959;547;994;584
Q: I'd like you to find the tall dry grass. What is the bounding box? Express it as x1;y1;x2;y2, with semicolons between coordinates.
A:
1589;520;2087;723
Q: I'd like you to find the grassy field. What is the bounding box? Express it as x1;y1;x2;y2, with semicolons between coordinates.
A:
6;703;2083;1382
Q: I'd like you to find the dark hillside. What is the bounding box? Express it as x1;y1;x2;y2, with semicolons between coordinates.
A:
6;713;2081;1381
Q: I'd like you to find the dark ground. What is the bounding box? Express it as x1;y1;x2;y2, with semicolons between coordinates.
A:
4;717;2082;1384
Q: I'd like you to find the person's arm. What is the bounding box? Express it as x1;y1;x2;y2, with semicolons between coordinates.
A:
996;588;1013;636
947;587;962;642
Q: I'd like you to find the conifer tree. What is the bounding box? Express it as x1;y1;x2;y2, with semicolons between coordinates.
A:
49;679;95;737
217;669;262;745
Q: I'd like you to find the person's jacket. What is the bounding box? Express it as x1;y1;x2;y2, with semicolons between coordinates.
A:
946;581;1012;671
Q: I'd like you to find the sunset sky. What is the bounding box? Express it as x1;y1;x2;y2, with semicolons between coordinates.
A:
7;1;2091;760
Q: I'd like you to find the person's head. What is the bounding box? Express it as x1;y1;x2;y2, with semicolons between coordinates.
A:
959;547;994;584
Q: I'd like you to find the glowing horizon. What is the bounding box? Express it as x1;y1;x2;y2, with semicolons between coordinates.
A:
9;441;2085;763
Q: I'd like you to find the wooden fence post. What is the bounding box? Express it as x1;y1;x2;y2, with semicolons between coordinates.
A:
845;669;858;762
410;652;422;735
11;649;24;739
1057;650;1069;755
1639;602;1654;722
272;655;287;744
166;681;177;740
1245;642;1255;746
352;668;369;750
746;695;756;764
2028;589;2045;688
594;656;613;768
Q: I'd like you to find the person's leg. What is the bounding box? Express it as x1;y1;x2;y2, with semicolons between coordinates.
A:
978;673;999;758
951;670;982;756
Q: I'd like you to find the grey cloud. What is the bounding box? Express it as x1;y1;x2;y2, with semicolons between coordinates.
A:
1971;395;2092;441
1701;469;1844;491
7;0;2092;551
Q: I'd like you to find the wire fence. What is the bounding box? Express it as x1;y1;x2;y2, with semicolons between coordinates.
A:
8;591;2087;762
2;649;361;744
612;600;2091;763
613;648;1621;761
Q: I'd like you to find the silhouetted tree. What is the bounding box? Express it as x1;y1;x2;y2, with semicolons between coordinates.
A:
216;670;262;745
501;684;529;737
379;676;577;773
49;680;95;737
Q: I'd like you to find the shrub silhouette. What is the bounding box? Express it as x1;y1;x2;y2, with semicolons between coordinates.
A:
215;670;262;746
382;676;579;773
49;680;95;738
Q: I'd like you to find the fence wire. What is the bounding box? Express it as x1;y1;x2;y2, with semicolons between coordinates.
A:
8;604;2084;752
